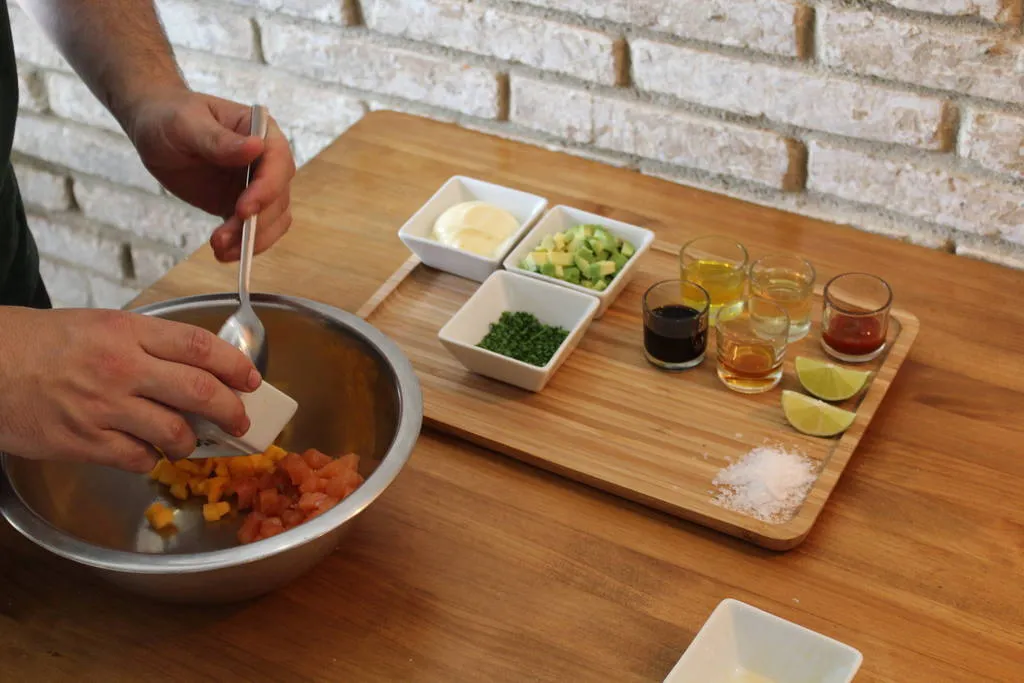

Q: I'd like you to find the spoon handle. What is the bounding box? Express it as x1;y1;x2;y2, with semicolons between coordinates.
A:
239;104;270;304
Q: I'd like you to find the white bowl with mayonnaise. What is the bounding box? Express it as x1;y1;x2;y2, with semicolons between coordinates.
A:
398;176;548;282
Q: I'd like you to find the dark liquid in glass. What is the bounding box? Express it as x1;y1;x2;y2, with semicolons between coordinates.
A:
823;315;886;356
644;304;707;365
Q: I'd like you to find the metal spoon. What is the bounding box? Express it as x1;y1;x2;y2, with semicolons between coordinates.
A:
218;104;270;375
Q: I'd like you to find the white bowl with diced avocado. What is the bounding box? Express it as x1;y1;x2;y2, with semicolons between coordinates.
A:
503;206;655;317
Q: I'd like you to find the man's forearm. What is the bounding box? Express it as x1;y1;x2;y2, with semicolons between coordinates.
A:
18;0;186;130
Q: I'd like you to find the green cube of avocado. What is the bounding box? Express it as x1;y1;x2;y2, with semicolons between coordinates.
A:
549;251;574;267
610;252;628;271
593;279;609;292
588;260;616;279
554;265;565;278
539;262;557;277
568;225;586;240
562;266;581;284
575;246;596;263
620;240;636;258
530;251;550;266
552;231;568;250
539;235;556;252
519;255;539;272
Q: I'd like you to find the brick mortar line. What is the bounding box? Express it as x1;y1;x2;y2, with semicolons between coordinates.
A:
38;253;140;290
809;0;1020;30
28;205;189;258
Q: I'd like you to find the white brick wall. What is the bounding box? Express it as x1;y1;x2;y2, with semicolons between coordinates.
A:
5;0;1022;308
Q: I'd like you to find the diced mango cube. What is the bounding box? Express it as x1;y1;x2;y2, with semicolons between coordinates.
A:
149;459;171;481
202;501;231;522
187;478;208;496
249;453;273;473
145;502;176;530
227;457;255;478
265;445;288;462
215;461;229;478
174;459;201;475
169;482;189;500
206;476;229;503
199;458;216;476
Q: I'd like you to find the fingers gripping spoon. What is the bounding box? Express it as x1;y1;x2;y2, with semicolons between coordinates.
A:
182;105;298;460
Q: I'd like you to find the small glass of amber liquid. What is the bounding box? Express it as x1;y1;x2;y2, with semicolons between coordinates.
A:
821;273;892;363
715;296;790;394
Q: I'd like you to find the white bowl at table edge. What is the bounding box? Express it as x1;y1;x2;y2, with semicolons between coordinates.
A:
663;599;863;683
437;270;599;392
501;205;656;317
398;175;548;283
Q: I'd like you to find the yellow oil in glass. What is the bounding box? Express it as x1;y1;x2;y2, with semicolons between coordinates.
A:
682;259;746;320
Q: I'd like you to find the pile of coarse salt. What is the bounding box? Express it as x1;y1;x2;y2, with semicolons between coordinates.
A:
711;443;818;524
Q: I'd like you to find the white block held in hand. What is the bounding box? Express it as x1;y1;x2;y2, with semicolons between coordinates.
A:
184;381;298;459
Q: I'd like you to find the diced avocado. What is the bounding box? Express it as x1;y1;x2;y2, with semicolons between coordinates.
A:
554;265;565;278
620;240;636;258
588;261;616;279
581;224;596;238
552;232;568;250
574;254;591;273
568;235;588;253
593;279;609;292
610;251;628;271
539;262;557;277
539;235;556;252
575;246;596;262
548;251;574;267
519;256;538;272
568;225;587;240
530;250;550;266
562;266;581;284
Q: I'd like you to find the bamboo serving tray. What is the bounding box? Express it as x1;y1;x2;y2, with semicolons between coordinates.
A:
358;242;919;550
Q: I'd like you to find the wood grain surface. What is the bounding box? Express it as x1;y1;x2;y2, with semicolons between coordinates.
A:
361;244;918;550
2;112;1023;682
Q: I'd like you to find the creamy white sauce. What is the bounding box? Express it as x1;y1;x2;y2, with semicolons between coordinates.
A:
432;201;519;257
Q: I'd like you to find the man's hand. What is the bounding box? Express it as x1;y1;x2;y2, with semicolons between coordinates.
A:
127;88;297;262
0;307;262;473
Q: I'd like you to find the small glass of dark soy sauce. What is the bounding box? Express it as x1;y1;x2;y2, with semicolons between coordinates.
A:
642;280;711;370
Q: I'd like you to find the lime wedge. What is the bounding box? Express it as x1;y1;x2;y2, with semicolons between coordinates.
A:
782;390;856;437
795;356;871;402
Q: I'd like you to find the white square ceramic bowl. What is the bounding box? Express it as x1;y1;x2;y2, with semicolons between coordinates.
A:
664;599;863;683
398;176;548;282
502;205;655;318
437;270;599;392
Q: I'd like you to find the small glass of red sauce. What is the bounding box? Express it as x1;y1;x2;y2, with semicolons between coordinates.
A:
821;273;892;363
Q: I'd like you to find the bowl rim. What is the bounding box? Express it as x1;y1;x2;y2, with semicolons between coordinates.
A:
0;293;423;575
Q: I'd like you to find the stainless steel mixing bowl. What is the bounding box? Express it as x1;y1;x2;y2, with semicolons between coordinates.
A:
0;294;422;603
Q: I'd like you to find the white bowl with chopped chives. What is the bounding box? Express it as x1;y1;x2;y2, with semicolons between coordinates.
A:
437;270;598;392
502;205;655;318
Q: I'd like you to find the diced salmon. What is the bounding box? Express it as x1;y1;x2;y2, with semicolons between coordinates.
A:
337;453;360;471
280;453;314;486
324;476;348;499
315;459;349;479
298;491;328;512
258;517;285;539
230;477;259;510
256;489;282;517
256;471;277;491
298;473;321;494
302;448;333;470
281;508;304;529
237;512;265;544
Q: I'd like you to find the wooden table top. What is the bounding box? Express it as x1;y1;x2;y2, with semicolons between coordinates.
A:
2;112;1022;682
